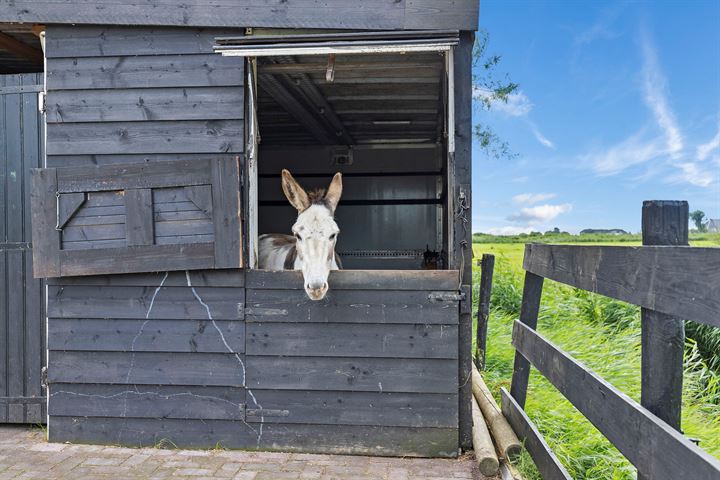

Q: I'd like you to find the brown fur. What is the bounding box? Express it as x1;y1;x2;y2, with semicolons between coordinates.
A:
283;245;297;270
308;188;325;205
271;235;295;247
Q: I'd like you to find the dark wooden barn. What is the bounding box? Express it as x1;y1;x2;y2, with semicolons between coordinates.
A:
0;1;478;457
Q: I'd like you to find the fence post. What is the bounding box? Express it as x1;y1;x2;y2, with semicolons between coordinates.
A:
509;267;544;409
475;254;495;370
640;201;687;430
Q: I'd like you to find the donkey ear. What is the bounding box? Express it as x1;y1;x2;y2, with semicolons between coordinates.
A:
325;172;343;213
281;169;310;212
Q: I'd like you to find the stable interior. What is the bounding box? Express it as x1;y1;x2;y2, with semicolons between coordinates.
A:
256;50;451;270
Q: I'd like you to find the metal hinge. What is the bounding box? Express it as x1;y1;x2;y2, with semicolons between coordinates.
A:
41;366;48;388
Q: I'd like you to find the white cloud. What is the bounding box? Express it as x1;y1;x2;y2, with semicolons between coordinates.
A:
580;30;689;179
512;193;557;205
511;176;529;183
697;128;720;161
486;226;534;235
573;6;623;46
583;130;667;175
474;87;533;117
528;121;555;149
640;31;683;157
474;88;554;149
508;203;573;224
673;162;715;188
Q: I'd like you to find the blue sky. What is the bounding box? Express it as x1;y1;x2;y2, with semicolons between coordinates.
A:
472;1;720;234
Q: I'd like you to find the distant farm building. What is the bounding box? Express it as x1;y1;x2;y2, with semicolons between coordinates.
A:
580;228;628;235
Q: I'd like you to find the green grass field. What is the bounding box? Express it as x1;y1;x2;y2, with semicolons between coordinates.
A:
471;236;720;479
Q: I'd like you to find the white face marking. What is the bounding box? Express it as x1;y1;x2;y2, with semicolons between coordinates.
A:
292;204;339;301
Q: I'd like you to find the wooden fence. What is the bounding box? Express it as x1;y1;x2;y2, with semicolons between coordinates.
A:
490;201;720;479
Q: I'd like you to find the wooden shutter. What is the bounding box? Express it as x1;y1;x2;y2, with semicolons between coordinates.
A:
30;157;242;277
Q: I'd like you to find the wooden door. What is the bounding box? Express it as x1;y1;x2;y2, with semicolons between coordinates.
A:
241;269;462;456
0;73;46;423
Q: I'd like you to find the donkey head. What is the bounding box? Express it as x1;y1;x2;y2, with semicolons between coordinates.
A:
281;169;342;301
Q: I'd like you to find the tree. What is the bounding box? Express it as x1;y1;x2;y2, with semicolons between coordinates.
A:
690;210;707;232
472;30;519;160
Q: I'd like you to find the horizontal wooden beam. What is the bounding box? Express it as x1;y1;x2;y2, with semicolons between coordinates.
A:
54;158;215;193
270;56;354;145
259;73;337;145
511;321;720;480
246;269;459;291
0;1;479;30
258;61;439;75
0;31;43;62
523;244;720;327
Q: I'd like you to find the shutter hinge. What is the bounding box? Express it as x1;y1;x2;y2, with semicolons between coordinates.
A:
38;91;46;114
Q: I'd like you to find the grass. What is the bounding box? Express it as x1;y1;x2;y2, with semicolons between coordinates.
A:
472;236;720;480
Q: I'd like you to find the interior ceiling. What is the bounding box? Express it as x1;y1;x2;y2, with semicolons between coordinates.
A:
257;51;445;146
0;24;43;74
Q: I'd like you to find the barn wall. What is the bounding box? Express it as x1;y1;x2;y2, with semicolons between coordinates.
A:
44;25;249;443
43;25;462;456
47;269;460;456
0;73;46;423
44;25;245;169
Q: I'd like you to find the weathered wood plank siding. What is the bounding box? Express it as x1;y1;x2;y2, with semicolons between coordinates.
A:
35;26;245;277
0;1;480;31
45;25;244;168
241;270;460;456
48;270;460;456
44;26;250;443
47;270;249;444
0;73;46;424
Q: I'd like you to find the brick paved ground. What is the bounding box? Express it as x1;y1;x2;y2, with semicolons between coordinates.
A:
0;426;488;480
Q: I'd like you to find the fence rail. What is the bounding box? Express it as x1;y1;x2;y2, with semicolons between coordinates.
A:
523;244;720;327
499;201;720;480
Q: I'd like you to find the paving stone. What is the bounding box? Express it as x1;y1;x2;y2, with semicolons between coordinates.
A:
0;426;477;480
218;462;243;476
255;472;300;480
82;456;129;466
172;468;217;476
239;462;287;472
28;443;66;452
232;473;258;480
387;467;410;480
323;465;369;476
122;453;152;467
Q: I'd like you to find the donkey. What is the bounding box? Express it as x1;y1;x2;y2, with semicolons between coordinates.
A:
258;169;343;301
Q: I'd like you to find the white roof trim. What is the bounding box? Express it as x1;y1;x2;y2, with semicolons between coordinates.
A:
216;43;454;57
